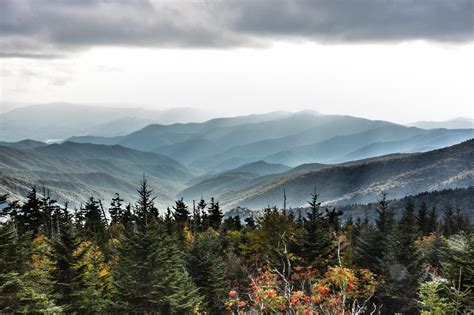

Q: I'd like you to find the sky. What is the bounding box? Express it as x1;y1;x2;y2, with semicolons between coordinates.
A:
1;0;473;123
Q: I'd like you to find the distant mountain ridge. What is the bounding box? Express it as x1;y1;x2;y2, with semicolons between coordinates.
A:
0;103;216;142
407;117;473;130
67;111;472;172
180;140;473;210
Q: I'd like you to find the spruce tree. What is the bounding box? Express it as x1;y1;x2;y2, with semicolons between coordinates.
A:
135;176;159;229
109;193;124;225
173;198;190;225
187;230;229;314
80;197;107;245
383;199;422;313
18;186;44;236
296;191;333;267
49;221;84;312
417;201;431;235
73;241;112;313
208;197;223;230
113;221;202;313
442;206;457;236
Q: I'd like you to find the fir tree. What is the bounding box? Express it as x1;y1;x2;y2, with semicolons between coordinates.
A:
18;186;44;236
382;199;422;313
187;230;229;314
73;241;112;313
417;201;431;235
173;198;190;226
208;197;224;230
113;221;202;313
80;197;107;245
135;176;159;229
49;221;84;312
109;193;124;225
296;191;333;267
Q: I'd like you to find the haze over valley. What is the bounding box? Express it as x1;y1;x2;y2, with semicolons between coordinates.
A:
0;104;472;212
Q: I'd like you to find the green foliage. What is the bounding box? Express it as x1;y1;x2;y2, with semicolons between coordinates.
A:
1;183;472;314
418;280;456;315
187;230;229;314
113;222;202;313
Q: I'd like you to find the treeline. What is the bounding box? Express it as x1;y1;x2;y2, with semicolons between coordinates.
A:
0;181;472;314
338;187;474;222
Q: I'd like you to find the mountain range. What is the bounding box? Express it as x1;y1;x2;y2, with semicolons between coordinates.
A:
0;142;195;207
190;140;473;210
68;111;473;171
0;107;472;212
0;103;215;142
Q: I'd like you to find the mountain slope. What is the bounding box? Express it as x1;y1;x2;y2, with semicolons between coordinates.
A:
205;140;473;209
264;127;473;166
0;142;195;207
0;139;47;150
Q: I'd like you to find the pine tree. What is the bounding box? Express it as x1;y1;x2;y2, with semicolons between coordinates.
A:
109;193;124;225
427;206;438;233
173;198;190;230
442;205;457;236
135;176;159;229
187;230;229;314
382;199;423;313
208;197;223;230
375;191;394;234
417;201;431;235
80;197;107;245
441;233;474;311
73;241;112;313
295;191;333;267
18;186;44;236
49;221;84;312
113;221;202;313
197;198;208;231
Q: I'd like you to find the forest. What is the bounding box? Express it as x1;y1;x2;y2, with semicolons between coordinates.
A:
0;179;472;314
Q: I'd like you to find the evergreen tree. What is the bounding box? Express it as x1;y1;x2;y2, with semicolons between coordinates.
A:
295;191;333;267
442;205;457;236
80;197;107;245
427;206;438;233
222;216;242;231
187;230;229;314
441;233;474;311
382;199;422;314
173;198;190;226
109;193;124;225
49;221;84;312
208;197;224;230
73;241;112;313
18;186;44;236
417;201;431;235
375;191;394;234
113;221;202;313
197;198;208;230
135;176;159;229
353;220;385;275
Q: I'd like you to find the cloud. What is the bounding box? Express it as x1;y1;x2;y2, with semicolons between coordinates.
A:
1;0;473;58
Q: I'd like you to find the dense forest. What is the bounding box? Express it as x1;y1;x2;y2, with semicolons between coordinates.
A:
0;179;472;314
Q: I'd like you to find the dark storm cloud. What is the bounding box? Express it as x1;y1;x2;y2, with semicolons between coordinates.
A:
1;0;473;58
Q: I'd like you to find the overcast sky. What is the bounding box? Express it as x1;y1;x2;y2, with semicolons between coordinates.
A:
1;0;473;123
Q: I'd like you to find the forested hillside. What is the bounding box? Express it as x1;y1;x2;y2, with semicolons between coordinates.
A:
67;111;473;171
1;180;472;314
182;140;474;209
0;142;195;206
